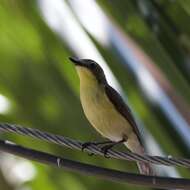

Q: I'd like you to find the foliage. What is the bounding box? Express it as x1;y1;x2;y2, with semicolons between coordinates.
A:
0;0;190;189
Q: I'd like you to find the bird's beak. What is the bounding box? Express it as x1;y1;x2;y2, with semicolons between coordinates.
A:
69;57;85;67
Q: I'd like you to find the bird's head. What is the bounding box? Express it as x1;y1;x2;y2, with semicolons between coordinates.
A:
69;57;107;85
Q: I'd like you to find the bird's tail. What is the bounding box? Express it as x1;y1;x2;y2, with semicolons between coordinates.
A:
124;140;154;175
137;161;153;175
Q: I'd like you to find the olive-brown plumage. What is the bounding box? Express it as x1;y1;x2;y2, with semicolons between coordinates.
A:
70;57;153;175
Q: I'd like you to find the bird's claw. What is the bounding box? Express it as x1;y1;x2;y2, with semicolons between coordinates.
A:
81;140;118;158
81;142;95;156
101;145;112;158
81;142;93;152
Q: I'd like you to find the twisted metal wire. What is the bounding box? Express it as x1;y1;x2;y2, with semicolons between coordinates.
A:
2;139;190;189
0;123;190;168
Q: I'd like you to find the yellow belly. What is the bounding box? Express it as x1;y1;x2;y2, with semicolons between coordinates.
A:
80;87;132;142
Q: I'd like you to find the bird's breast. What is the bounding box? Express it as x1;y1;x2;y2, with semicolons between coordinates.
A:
80;86;132;141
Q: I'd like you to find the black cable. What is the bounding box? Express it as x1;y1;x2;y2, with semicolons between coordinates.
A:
0;139;190;189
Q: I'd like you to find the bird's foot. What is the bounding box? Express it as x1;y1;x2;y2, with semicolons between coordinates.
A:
81;142;96;156
81;140;114;156
101;144;114;158
81;142;94;152
81;140;113;151
81;139;126;158
100;138;126;158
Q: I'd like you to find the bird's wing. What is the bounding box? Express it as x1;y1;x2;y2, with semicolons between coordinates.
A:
105;85;143;145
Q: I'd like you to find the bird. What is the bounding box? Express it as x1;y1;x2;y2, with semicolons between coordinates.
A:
69;57;153;175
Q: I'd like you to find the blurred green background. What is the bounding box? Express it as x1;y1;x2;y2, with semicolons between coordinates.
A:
0;0;190;189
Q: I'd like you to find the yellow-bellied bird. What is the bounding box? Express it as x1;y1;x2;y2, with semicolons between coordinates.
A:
70;57;153;175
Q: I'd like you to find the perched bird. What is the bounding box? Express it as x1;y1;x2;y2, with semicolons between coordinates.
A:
70;57;153;175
